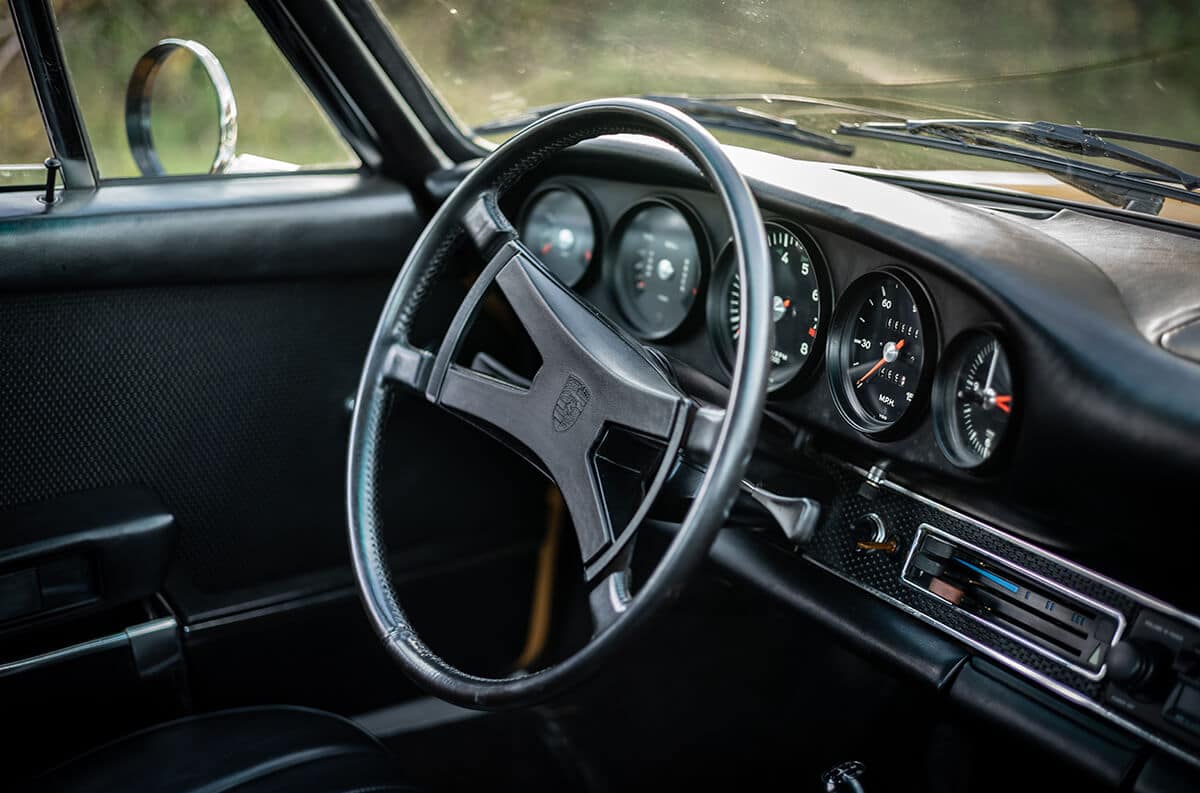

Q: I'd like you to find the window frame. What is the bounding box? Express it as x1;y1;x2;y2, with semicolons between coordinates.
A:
335;0;487;164
6;0;417;190
8;0;95;189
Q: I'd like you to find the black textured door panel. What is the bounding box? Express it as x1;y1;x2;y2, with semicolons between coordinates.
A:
0;279;381;595
0;174;545;613
0;176;546;741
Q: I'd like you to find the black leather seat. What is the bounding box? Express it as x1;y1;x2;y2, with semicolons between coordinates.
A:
26;705;417;793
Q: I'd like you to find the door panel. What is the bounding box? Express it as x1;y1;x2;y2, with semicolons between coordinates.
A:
0;173;546;768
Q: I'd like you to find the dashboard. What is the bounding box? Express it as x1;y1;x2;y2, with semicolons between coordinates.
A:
515;174;1017;475
496;136;1200;779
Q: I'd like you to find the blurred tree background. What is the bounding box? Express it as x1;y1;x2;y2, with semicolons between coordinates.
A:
3;1;1198;185
0;6;51;184
380;0;1200;171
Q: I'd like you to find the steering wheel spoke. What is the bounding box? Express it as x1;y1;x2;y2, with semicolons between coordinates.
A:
587;564;634;638
462;190;519;259
423;210;695;566
379;339;436;392
683;403;726;461
438;363;531;437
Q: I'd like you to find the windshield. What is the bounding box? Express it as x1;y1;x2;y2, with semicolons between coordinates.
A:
377;0;1200;222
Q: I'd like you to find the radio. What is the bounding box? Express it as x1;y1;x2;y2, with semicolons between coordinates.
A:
902;525;1123;678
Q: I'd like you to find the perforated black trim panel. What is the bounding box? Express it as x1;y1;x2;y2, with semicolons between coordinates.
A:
807;464;1141;699
0;279;390;593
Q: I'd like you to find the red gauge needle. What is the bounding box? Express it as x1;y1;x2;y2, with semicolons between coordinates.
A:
994;394;1013;413
856;338;904;388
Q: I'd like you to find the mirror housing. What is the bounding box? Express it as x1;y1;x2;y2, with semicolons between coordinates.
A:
124;38;237;177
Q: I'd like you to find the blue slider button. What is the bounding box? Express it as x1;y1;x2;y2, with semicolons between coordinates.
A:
951;557;1020;594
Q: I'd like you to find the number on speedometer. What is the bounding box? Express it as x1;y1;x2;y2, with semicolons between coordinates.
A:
827;268;938;435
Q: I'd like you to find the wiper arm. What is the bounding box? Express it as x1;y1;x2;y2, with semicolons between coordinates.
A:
837;119;1200;214
473;94;854;157
903;119;1200;191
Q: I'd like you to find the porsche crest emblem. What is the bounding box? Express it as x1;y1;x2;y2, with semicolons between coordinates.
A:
552;374;590;432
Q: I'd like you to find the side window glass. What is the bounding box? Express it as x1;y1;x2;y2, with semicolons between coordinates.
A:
52;1;359;179
0;6;52;187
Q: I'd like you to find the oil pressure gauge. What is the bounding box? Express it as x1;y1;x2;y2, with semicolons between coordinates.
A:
933;329;1015;469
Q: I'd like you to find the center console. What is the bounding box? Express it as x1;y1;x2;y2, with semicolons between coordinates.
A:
805;462;1200;771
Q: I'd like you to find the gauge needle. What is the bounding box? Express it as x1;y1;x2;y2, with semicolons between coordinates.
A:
983;345;999;392
856;338;904;388
982;345;1011;412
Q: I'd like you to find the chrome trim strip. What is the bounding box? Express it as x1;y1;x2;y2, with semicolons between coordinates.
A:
807;557;1200;769
0;616;177;679
901;524;1126;681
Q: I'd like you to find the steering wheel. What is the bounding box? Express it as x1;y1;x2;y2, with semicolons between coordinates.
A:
347;98;773;709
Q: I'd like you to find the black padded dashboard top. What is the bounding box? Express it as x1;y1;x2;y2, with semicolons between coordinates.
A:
511;137;1200;594
1009;209;1200;343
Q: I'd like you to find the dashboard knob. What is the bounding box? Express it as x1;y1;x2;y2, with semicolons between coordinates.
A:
852;513;886;544
852;513;896;553
1108;640;1167;696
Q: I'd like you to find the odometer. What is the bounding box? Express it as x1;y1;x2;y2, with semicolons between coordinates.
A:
712;222;830;390
827;268;938;435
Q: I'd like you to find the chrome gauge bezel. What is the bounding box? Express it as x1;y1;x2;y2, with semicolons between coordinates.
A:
605;197;710;341
707;220;832;393
932;327;1017;470
826;266;940;437
517;183;603;288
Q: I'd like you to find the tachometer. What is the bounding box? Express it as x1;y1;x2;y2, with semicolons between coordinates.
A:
519;187;597;287
609;200;705;339
712;221;830;390
933;329;1015;468
827;268;938;435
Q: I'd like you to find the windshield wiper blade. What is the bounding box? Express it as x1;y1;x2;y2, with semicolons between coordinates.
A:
903;119;1200;190
473;94;854;157
837;119;1200;213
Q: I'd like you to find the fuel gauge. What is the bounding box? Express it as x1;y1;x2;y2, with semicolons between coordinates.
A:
520;187;598;287
934;329;1015;469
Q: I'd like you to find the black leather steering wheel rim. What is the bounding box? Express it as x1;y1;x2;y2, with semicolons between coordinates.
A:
347;98;773;709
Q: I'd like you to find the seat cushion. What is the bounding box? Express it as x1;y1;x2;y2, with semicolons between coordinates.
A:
26;705;417;793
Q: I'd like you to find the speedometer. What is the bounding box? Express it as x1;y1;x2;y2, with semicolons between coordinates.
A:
827;268;938;435
711;221;830;390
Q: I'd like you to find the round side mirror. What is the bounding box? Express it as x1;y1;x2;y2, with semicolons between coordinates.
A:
125;38;238;177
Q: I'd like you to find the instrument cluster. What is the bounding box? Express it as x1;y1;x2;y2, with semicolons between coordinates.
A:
518;183;1017;470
